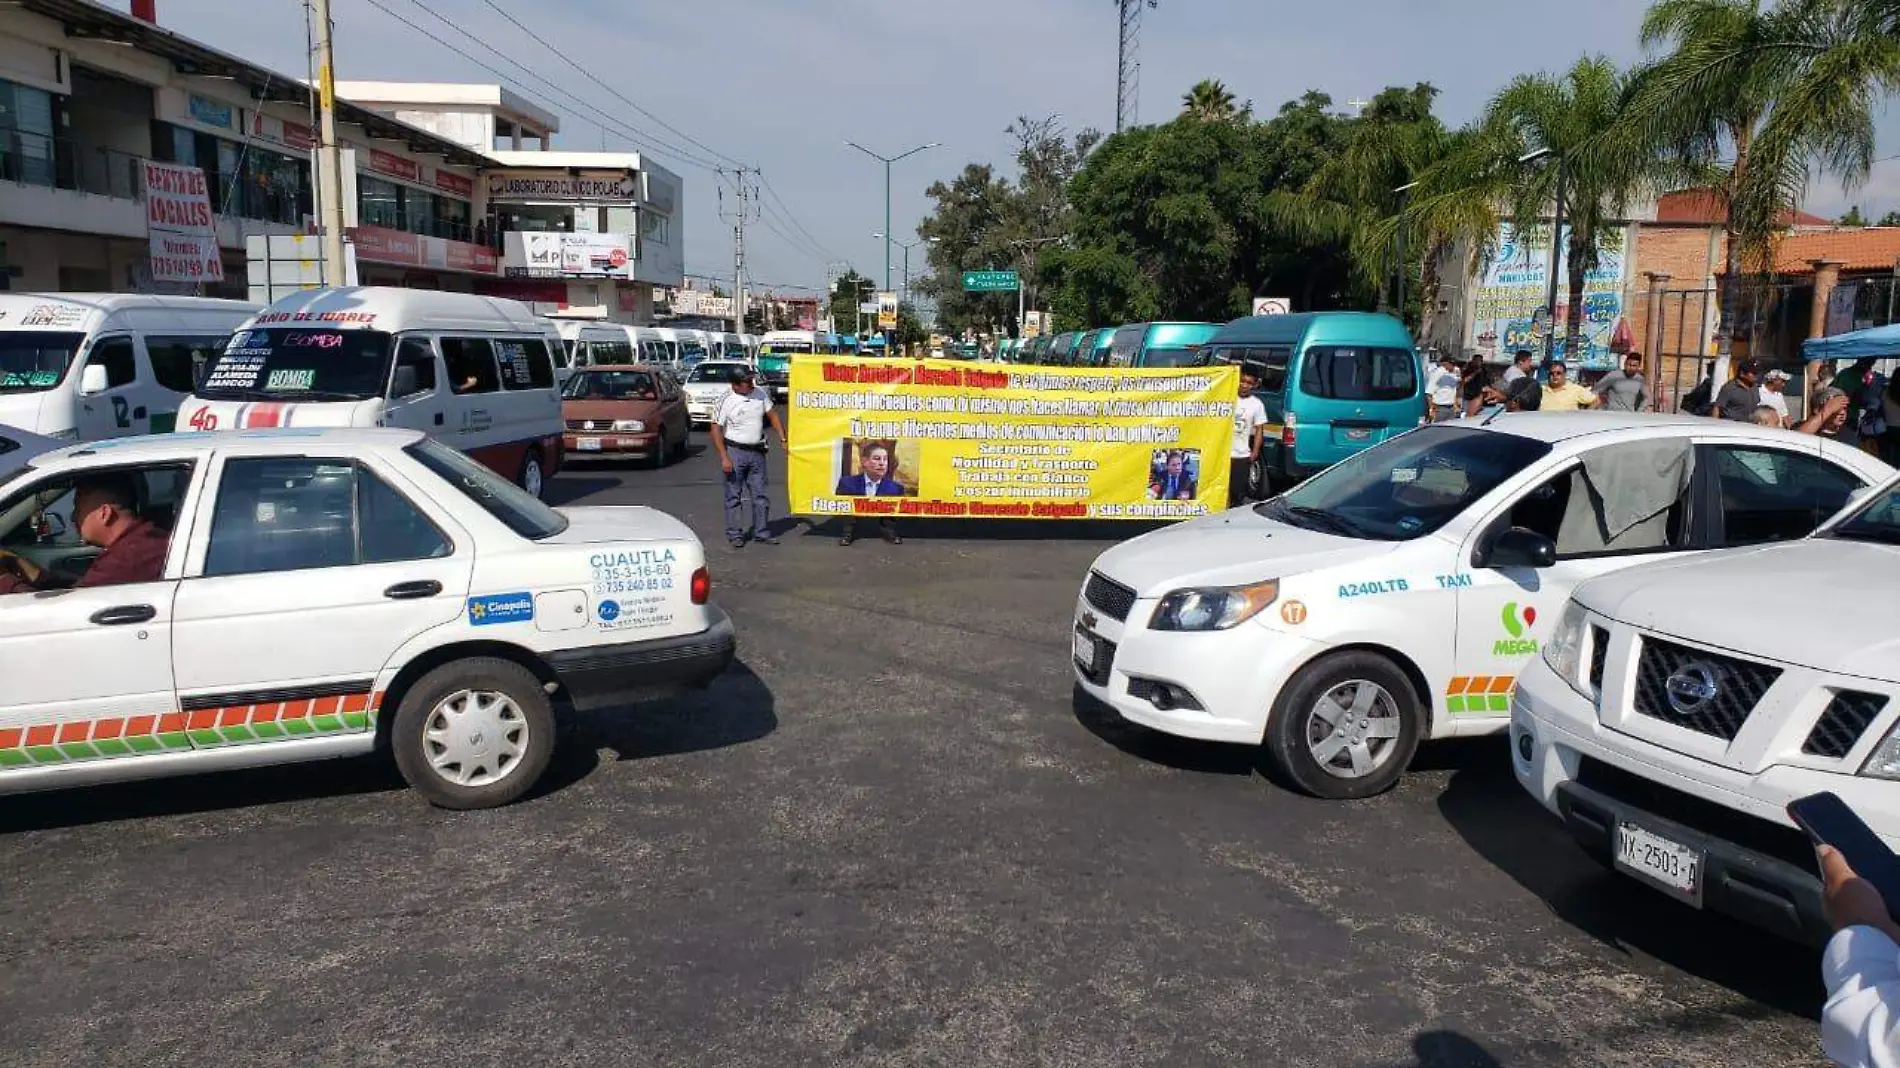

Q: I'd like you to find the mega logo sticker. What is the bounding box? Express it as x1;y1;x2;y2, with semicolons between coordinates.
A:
1494;602;1539;655
468;592;534;626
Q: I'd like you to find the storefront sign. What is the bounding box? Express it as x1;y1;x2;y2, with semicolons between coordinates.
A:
143;160;223;284
672;289;733;318
486;171;639;203
187;93;234;130
433;169;474;198
367;149;422;184
503;231;632;279
350;226;497;275
1469;222;1628;370
787;360;1238;521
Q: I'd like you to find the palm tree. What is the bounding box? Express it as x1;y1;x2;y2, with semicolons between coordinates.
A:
1618;0;1899;354
1481;56;1653;361
1182;79;1242;123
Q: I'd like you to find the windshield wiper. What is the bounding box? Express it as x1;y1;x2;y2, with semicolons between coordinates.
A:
1271;502;1370;538
1831;528;1900;546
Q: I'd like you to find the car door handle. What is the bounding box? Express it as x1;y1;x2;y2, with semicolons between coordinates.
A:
90;604;157;626
133;406;147;420
434;412;445;426
384;580;443;600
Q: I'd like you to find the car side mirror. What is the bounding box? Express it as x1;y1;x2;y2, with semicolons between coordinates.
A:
80;363;109;396
391;365;421;397
1477;526;1557;570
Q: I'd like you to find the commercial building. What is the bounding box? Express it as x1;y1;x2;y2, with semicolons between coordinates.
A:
0;0;684;323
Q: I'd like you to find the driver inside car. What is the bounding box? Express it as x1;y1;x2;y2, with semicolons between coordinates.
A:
0;474;170;594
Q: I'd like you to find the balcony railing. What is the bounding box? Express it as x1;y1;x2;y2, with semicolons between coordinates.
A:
0;127;143;200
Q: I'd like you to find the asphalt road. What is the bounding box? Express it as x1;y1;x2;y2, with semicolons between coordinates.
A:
0;430;1833;1067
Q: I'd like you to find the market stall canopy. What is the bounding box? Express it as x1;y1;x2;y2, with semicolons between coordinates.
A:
1803;323;1900;362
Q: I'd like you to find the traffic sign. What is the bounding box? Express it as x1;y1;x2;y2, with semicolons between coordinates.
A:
1252;296;1292;316
962;270;1020;293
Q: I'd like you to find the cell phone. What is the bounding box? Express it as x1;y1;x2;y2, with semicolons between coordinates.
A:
1788;792;1900;915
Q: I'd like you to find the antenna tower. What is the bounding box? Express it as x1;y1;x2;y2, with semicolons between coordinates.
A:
1116;0;1157;132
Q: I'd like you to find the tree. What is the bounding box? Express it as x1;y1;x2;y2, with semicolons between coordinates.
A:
1182;79;1247;123
826;269;875;334
1840;205;1870;226
895;302;928;349
1881;210;1900;227
1618;0;1897;354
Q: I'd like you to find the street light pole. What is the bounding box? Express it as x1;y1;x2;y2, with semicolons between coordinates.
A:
1543;155;1569;364
1393;180;1418;324
845;141;940;293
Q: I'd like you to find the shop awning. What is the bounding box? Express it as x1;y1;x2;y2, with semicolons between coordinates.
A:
1802;323;1900;362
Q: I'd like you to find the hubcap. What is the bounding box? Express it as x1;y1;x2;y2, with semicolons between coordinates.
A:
1304;679;1402;780
523;458;544;498
422;689;529;787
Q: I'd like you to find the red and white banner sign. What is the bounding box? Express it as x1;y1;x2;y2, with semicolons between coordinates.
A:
433;169;474;198
143;160;223;284
250;113;316;152
367;149;422;183
351;226;498;275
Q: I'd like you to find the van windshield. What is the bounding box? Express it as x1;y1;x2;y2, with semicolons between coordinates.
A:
198;328;395;401
0;332;85;393
1140;345;1206;368
1261;425;1551;541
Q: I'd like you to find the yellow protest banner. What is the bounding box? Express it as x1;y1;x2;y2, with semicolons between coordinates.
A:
788;357;1239;521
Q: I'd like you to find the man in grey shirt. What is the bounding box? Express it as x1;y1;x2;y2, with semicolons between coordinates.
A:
1501;349;1536;385
1712;359;1763;421
1593;351;1650;412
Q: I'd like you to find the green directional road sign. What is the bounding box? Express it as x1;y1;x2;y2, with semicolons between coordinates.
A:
961;270;1020;293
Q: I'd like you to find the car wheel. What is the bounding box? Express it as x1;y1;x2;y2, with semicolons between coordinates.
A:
672;425;690;461
650;430;670;469
1261;651;1422;800
390;658;557;810
519;449;546;499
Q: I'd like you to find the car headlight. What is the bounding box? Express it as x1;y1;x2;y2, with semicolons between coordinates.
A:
1149;580;1279;631
613;419;645;432
1541;600;1590;697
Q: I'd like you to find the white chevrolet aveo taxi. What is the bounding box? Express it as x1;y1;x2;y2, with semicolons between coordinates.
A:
1074;413;1893;799
0;427;734;809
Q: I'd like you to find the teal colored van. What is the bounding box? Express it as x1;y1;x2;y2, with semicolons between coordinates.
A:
1198;312;1425;486
1047;331;1082;364
1107;321;1221;367
1079;328;1115;367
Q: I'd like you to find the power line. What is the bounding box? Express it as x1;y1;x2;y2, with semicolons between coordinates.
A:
758;174;841;261
478;0;749;171
363;0;726;173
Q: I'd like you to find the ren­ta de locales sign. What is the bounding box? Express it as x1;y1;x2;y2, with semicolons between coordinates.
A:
143;160;223;284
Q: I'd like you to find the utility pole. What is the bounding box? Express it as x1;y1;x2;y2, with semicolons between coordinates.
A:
311;0;348;285
720;167;760;334
1116;0;1158;133
1543;155;1569;364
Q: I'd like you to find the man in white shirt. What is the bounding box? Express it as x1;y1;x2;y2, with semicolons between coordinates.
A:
1501;349;1536;386
1759;368;1792;428
1819;844;1900;1066
709;367;787;549
1230;370;1269;507
1427;353;1461;422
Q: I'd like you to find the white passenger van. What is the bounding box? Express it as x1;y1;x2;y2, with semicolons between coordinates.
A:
713;332;750;363
636;327;679;367
177;287;567;497
550;320;635;377
0;293;258;442
660;328;709;367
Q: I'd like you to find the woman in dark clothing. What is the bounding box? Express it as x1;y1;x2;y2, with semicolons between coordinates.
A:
1459;357;1490;418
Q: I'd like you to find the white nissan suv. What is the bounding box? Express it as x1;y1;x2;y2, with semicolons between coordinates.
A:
0;427;735;809
1512;474;1900;944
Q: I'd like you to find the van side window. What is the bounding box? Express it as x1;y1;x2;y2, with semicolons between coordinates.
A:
1255;346;1291;392
88;337;137;389
393;336;437;395
440;338;499;395
146;335;225;392
494;338;555;391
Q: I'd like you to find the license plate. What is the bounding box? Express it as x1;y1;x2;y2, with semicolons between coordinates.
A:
1073;628;1096;671
1345;428;1372;441
577;437;603;451
1614;821;1703;903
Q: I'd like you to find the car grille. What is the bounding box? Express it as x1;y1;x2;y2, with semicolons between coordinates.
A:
1587;625;1609;692
1631;637;1781;741
1084;572;1137;623
1802;691;1891;759
566;419;605;431
1576;756;1816;875
1077;634;1116;686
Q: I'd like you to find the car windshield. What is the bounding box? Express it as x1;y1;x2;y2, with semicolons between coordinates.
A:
761;342;813;354
1261;425;1553;541
198;328;394;401
0;331;85;393
1829;479;1900;546
1141;345;1205;368
406;439;568;540
687;363;744;384
563;370;657;400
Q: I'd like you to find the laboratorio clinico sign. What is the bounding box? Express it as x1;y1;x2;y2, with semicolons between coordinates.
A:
484;171;639;204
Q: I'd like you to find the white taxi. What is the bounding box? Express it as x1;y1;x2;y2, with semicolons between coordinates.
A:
0;427;734;809
681;360;748;427
1074;413;1893;799
1512;474;1900;944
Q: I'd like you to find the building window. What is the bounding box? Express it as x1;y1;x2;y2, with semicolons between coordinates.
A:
641;211;670;246
359;175;404;230
0;78;59;187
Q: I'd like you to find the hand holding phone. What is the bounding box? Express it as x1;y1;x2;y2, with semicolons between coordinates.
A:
1789;792;1900;930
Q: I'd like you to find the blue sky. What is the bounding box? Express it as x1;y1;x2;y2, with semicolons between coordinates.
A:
127;0;1900;294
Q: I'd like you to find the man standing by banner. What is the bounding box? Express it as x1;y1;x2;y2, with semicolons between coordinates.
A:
1232;370;1268;507
710;367;787;549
